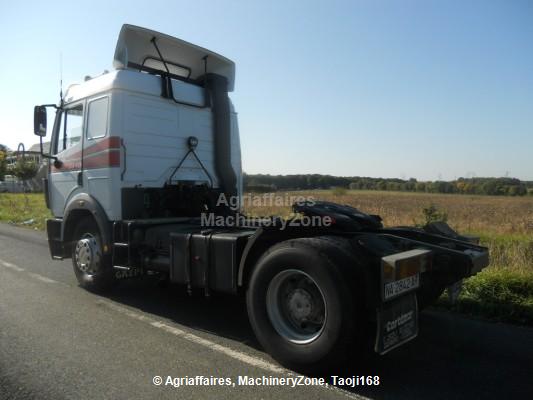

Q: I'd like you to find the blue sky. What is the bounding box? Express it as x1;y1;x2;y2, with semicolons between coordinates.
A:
1;0;531;180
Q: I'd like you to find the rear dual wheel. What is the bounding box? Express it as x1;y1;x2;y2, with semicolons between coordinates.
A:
246;238;364;374
266;269;327;345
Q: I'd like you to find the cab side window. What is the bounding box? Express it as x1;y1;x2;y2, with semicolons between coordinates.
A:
86;97;109;140
57;104;83;152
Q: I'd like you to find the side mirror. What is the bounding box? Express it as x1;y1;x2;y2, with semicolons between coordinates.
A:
34;106;47;136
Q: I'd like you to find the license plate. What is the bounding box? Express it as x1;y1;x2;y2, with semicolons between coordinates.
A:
383;273;420;301
375;293;418;354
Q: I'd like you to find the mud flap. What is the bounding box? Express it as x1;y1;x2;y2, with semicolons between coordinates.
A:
375;293;418;354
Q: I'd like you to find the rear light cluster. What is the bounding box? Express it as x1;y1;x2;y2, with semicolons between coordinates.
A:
381;249;432;301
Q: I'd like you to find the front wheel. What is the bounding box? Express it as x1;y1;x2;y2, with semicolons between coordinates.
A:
246;238;364;374
71;217;115;292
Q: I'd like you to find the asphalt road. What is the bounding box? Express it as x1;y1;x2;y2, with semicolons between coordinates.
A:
1;223;532;400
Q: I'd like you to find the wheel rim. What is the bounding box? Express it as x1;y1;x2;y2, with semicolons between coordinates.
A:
74;233;101;275
266;269;327;344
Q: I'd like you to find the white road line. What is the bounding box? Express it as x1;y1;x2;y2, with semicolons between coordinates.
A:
97;299;368;400
27;272;58;284
151;321;287;374
98;298;284;372
0;258;59;284
0;260;25;272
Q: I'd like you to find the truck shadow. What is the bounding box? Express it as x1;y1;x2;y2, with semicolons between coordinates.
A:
106;278;260;347
104;278;533;400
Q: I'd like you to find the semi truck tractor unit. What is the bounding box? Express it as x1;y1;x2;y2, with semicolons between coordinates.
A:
34;25;489;373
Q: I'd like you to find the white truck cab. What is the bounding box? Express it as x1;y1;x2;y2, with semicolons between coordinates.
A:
43;24;242;222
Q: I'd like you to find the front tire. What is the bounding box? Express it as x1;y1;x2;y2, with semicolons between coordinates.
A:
71;217;115;292
246;237;364;374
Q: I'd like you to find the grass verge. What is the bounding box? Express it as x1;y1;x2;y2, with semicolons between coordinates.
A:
435;269;533;326
0;193;51;231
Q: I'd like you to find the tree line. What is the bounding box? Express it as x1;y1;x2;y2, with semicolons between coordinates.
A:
244;173;533;196
1;144;530;197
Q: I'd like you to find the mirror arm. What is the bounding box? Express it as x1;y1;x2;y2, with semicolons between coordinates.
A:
42;103;61;110
39;136;58;162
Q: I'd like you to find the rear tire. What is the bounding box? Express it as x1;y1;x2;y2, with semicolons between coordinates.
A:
246;237;364;374
71;217;115;293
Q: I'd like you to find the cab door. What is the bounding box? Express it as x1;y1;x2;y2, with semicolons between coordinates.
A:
49;102;85;217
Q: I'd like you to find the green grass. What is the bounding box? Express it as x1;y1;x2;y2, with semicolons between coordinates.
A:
434;232;533;325
0;193;51;230
435;269;533;325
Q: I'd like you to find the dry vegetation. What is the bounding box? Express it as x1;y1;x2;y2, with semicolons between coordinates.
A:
244;189;533;236
245;189;533;273
2;190;532;323
244;189;533;324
